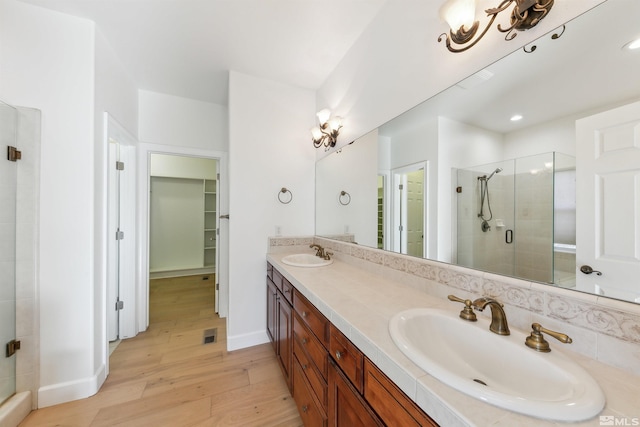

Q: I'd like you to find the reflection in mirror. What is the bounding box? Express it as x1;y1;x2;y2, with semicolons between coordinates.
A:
315;0;640;304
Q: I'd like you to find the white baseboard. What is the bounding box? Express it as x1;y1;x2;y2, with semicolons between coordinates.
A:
37;363;106;408
0;391;31;427
227;330;270;351
149;267;215;279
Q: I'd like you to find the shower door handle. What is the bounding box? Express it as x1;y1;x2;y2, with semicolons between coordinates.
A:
505;229;513;244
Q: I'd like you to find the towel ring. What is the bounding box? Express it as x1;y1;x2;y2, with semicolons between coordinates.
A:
339;190;351;206
278;187;293;204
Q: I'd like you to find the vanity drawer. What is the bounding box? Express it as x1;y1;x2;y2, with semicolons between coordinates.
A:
294;341;328;410
281;277;294;305
294;311;328;379
293;358;327;427
267;262;273;281
329;323;364;394
364;358;438;427
293;291;329;346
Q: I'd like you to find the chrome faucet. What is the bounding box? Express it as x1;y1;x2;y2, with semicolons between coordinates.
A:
309;244;325;258
472;297;510;336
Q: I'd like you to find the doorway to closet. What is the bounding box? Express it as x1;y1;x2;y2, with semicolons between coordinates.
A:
148;154;220;323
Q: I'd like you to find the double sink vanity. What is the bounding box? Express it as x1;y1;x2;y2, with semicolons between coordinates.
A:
267;241;638;426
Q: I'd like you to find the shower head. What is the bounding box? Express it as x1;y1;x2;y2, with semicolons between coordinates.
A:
486;167;503;180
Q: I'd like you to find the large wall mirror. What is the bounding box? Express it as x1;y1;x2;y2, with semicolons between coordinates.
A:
316;0;640;304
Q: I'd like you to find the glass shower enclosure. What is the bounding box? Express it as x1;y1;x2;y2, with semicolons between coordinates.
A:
0;100;18;405
456;152;576;284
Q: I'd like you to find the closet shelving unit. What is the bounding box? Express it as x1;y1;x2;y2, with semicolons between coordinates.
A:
204;179;217;269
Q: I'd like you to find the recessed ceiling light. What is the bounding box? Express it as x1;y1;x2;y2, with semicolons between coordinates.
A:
622;37;640;51
510;114;523;121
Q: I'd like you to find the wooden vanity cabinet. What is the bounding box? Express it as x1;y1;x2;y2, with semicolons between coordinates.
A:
328;357;384;427
364;359;438;427
266;263;293;391
268;263;439;427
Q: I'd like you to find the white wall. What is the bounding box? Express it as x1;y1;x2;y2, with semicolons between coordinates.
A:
0;0;99;407
228;71;315;350
94;28;139;384
316;130;378;247
149;177;204;272
139;90;228;150
150;153;217;179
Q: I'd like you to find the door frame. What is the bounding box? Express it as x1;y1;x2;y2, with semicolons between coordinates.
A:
137;143;229;334
391;161;428;257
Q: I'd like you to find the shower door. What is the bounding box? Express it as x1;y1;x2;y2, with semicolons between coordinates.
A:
0;100;18;404
456;160;515;277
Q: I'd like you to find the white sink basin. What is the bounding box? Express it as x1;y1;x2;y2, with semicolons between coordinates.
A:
389;308;605;421
281;253;333;267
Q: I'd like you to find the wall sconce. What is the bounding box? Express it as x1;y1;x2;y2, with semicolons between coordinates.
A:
311;109;342;150
438;0;555;53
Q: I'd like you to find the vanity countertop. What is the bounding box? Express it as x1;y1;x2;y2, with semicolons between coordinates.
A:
267;251;639;427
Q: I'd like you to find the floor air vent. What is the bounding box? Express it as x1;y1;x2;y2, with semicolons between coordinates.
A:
203;328;218;344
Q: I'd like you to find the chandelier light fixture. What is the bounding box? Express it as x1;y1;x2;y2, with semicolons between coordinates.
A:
438;0;555;53
311;109;342;150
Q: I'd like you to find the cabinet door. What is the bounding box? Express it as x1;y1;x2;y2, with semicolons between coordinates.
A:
277;294;293;391
364;359;438;427
266;278;277;351
328;359;383;427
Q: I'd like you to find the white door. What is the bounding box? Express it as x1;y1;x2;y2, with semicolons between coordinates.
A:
107;113;137;341
406;169;425;258
576;100;640;302
392;162;427;257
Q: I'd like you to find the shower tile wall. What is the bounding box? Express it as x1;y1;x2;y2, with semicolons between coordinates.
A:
15;107;40;408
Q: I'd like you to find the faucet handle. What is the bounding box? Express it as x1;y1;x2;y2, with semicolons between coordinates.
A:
447;295;477;322
324;251;333;260
525;323;573;352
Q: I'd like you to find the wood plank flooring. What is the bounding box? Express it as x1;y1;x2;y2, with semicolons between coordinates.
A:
20;275;302;427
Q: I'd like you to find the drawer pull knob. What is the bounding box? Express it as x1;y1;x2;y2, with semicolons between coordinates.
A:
302;338;308;344
335;351;342;360
302;364;308;370
301;405;308;413
302;311;308;318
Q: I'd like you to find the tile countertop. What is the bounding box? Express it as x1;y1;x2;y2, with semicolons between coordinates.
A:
267;252;640;427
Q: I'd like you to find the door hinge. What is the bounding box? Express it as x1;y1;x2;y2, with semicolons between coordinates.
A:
115;161;125;170
116;300;124;311
398;184;403;190
6;339;21;357
399;225;403;231
116;230;124;240
216;283;219;290
7;146;21;162
216;173;220;180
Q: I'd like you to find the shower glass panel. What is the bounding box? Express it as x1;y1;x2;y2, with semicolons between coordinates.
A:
456;160;515;277
0;100;18;405
514;153;555;284
456;152;575;284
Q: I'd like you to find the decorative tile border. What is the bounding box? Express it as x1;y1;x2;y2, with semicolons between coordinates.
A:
312;236;640;348
268;236;313;247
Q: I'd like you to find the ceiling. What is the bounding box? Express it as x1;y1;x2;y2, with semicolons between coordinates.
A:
20;0;388;105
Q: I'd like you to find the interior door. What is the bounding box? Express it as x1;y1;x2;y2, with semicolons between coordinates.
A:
576;100;640;302
405;169;424;257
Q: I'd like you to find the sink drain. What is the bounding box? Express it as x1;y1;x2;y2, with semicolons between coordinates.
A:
473;378;488;386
